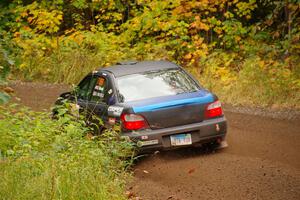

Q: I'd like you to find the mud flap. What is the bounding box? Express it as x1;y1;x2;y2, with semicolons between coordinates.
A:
217;140;228;149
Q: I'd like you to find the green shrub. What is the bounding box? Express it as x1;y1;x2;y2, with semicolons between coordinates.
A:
0;105;135;200
190;52;300;108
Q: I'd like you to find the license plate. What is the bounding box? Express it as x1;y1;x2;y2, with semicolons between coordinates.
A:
170;134;192;146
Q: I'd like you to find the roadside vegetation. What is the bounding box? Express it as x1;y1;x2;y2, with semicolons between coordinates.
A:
0;104;134;199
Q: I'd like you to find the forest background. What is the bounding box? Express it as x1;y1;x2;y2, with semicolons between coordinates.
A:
0;0;299;107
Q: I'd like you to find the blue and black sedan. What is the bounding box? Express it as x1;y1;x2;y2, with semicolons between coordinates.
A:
56;61;227;152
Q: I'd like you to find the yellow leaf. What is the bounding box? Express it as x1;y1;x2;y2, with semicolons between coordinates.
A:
184;53;192;60
21;11;28;17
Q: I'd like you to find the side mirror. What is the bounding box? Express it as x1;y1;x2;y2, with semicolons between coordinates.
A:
59;91;75;101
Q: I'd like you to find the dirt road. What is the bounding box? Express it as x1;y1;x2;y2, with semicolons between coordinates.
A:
8;81;300;200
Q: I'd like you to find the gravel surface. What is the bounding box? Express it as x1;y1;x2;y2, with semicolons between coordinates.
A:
8;81;300;200
129;112;300;200
223;104;300;121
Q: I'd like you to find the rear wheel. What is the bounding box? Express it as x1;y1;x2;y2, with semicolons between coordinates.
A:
203;137;228;152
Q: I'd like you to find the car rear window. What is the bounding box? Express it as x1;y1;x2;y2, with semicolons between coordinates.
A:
116;68;200;102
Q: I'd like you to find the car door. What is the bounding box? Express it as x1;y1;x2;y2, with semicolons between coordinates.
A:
85;73;116;132
75;75;96;115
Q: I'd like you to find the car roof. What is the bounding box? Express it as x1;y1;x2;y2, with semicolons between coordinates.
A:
99;60;179;77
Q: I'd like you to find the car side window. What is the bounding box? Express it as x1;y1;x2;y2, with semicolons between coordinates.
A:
90;76;108;103
90;75;115;105
77;76;92;100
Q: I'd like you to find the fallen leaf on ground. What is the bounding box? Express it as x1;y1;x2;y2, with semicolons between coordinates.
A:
4;87;14;93
188;168;196;174
125;190;135;198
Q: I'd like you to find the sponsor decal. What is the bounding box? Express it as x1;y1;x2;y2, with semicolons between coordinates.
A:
138;139;159;147
94;85;104;91
141;135;148;140
93;91;104;98
97;77;105;86
108;106;123;116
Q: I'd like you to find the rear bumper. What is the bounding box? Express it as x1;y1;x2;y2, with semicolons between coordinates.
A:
122;116;227;152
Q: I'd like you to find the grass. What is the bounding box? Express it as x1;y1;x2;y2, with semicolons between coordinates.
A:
0;104;135;200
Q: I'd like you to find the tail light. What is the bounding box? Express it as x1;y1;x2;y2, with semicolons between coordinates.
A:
205;100;223;119
120;113;149;130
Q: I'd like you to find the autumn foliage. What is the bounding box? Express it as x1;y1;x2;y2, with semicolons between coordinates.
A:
0;0;299;107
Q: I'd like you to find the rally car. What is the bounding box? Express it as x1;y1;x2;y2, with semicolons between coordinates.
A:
55;61;227;152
